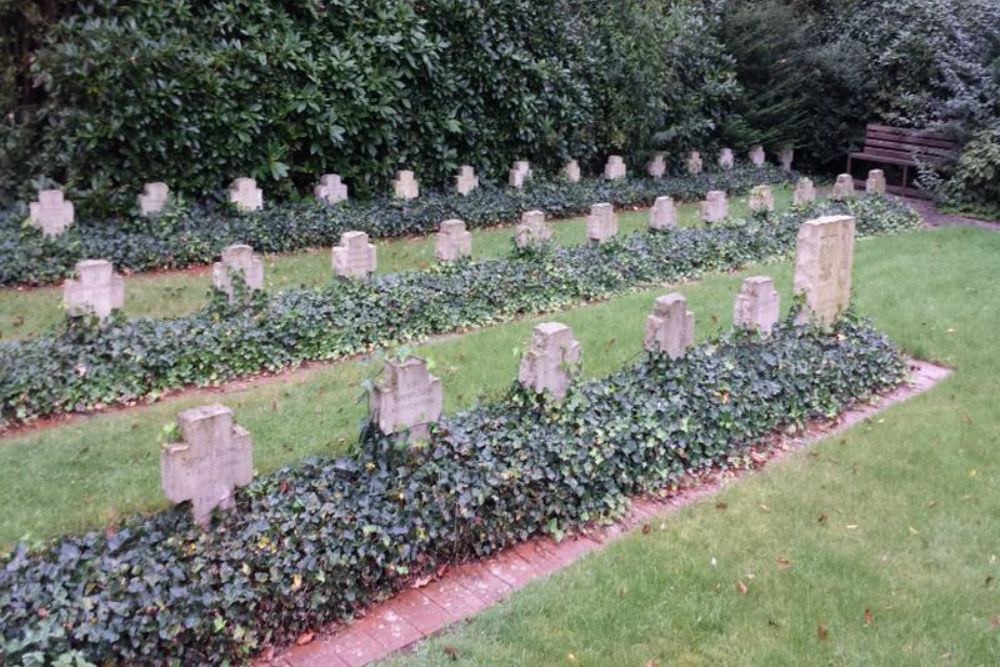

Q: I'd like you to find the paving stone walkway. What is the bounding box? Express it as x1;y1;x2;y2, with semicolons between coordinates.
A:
906;198;1000;231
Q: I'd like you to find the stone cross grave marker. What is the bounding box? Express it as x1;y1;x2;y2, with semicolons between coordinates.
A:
514;210;552;248
794;215;856;325
831;174;855;200
748;185;775;212
29;189;74;236
644;293;695;359
718;148;734;170
749;145;766;167
161;404;253;528
866;169;887;194
213;244;264;299
647;153;666;178
604;155;627;180
586;203;618;244
563;159;581;183
687;151;703;175
315;174;349;204
509;161;532;188
455;165;479;195
138;182;170;216
370;356;442;441
779;148;794;172
518;322;581;400
793;177;817;205
332;231;377;277
229;177;263;212
733;276;780;334
63;259;125;322
649;196;676;230
393;170;419;199
435;219;472;261
701;190;728;224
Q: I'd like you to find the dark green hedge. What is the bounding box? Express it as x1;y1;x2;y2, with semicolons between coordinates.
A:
0;312;907;666
0;195;920;428
0;165;793;286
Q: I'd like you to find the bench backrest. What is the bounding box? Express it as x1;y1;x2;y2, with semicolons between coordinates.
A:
863;124;958;165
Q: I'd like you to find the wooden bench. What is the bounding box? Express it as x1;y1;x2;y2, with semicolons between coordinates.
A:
847;124;959;199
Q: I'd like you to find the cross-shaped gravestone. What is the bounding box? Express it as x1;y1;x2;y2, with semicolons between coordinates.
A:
562;159;581;183
866;169;886;194
229;177;263;212
332;231;377;277
649;196;676;230
794;215;856;325
700;190;728;224
604;155;627;180
29;189;74;237
161;404;253;528
315;173;349;204
733;276;780;334
213;244;264;300
793;177;817;205
434;219;472;261
831;174;855;200
718;148;735;170
748;185;775;212
687;151;703;175
778;148;794;172
392;170;420;199
455;165;479;195
586;202;618;244
518;322;581;400
749;145;766;167
647;153;667;178
138;182;170;216
370;356;442;441
509;161;532;188
644;293;695;359
514;210;552;248
63;259;125;322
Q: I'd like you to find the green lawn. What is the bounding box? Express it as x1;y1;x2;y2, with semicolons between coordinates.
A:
0;187;793;342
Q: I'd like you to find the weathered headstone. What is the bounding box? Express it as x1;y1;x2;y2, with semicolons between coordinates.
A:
213;244;264;299
644;293;695;359
332;231;377;277
604;155;627;180
518;322;581;400
161;404;253;528
563;159;581;183
748;184;775;212
509;161;532;188
718;148;735;170
434;219;472;261
778;148;794;172
831;173;856;200
514;210;552;248
700;190;728;224
455;165;479;195
733;276;780;334
392;170;419;199
749;145;766;167
314;174;349;204
649;196;676;230
793;177;817;205
647;153;667;178
63;259;124;322
29;189;74;236
794;215;856;325
866;169;887;194
138;182;170;216
586;203;618;244
687;151;703;175
229;177;263;212
369;356;442;441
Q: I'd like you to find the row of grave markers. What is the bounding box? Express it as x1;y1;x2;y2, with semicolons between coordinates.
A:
160;213;856;527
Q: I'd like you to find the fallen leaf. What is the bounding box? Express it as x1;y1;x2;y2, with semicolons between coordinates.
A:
926;501;937;509
567;652;577;663
985;576;994;589
716;502;728;511
444;645;459;660
775;557;792;569
759;504;771;513
817;624;829;640
908;526;920;536
296;632;314;646
737;581;748;595
846;524;858;530
818;512;828;524
864;608;875;626
642;524;651;535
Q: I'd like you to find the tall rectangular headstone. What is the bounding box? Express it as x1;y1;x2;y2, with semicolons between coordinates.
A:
393;170;419;199
700;190;728;224
29;189;74;236
866;169;887;194
229;177;263;212
586;203;618;244
831;174;855;200
161;404;253;528
434;219;472;261
518;322;581;400
562;160;581;183
644;293;695;359
455;165;479;195
315;174;349;204
749;145;766;167
687;151;703;175
332;231;377;277
733;276;780;334
793;177;817;205
63;259;125;322
778;148;794;172
794;215;856;325
509;161;532;188
718;148;735;170
604;155;627;180
213;244;264;299
748;185;775;212
370;356;442;441
647;153;666;178
138;182;170;216
514;210;552;248
649;196;676;230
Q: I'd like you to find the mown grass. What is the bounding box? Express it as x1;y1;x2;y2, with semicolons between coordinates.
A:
0;187;793;341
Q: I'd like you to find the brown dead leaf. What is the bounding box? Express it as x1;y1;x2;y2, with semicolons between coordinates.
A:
775;557;792;569
737;581;748;595
817;624;829;640
444;645;459;660
296;631;314;646
642;523;652;535
818;512;828;524
985;576;994;589
716;502;728;511
864;608;875;626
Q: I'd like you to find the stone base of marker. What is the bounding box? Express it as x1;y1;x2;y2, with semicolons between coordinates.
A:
649;196;676;230
749;145;766;167
393;170;419;199
701;190;728;224
687;151;703;175
586;203;618;244
778;148;794;172
138;182;170;216
514;210;552;248
718;148;734;170
213;244;264;300
370;356;442;441
509;161;532;188
519;322;581;400
794;215;856;325
734;277;780;334
315;174;348;204
229;177;263;212
333;231;377;277
604;155;626;180
793;178;817;205
161;404;253;528
64;259;124;322
644;294;694;359
647;153;666;178
29;189;74;236
435;219;472;261
455;166;479;195
562;160;581;183
831;174;855;200
866;169;887;194
748;185;775;212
